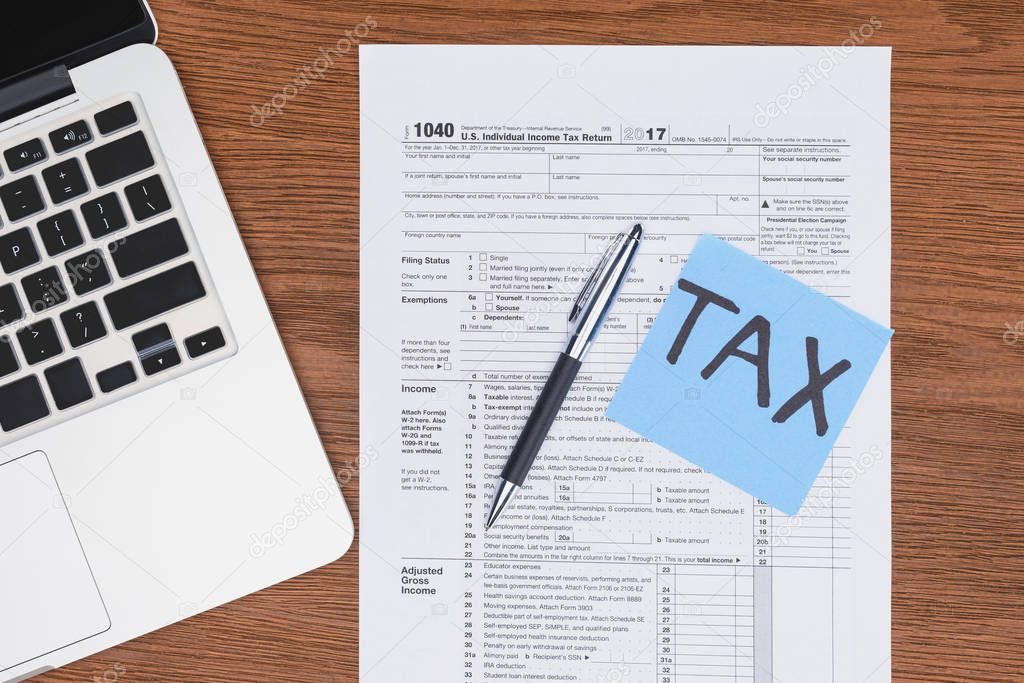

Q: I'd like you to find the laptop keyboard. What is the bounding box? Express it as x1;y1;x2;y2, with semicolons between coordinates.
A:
0;95;235;444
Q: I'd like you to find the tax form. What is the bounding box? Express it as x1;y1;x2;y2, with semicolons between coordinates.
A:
360;45;891;683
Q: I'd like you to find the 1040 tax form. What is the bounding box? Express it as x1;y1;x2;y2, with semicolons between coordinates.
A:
360;45;891;683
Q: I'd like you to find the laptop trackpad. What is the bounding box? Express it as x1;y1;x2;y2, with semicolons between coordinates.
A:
0;451;109;673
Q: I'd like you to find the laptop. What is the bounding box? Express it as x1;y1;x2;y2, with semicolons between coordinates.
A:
0;3;353;679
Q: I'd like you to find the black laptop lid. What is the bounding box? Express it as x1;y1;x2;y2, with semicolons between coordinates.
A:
0;1;156;89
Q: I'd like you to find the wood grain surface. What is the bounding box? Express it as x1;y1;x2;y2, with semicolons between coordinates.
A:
37;1;1024;681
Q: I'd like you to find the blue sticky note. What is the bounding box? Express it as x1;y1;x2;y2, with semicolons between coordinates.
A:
606;234;892;514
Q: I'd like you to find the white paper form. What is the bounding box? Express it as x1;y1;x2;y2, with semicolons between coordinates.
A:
360;45;891;683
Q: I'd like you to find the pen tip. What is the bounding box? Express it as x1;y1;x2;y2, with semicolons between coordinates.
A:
630;223;643;239
486;480;519;532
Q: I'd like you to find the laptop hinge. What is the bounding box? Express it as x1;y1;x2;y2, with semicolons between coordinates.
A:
0;65;75;124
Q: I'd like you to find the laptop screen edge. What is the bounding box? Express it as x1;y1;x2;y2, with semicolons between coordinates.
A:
0;1;157;91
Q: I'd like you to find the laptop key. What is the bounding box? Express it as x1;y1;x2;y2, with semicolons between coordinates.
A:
0;176;45;222
0;227;41;274
0;375;50;431
104;262;206;330
37;210;84;256
0;337;18;378
97;361;137;393
44;357;93;410
86;131;154;187
0;284;24;328
124;175;171;222
94;102;138;136
142;352;181;377
65;249;112;295
81;192;128;238
21;266;68;311
132;323;181;376
49;120;92;154
185;326;225;359
110;218;188;278
4;139;47;172
42;158;89;204
17;318;62;365
60;301;107;348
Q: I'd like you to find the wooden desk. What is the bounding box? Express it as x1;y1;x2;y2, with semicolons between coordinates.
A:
40;1;1023;681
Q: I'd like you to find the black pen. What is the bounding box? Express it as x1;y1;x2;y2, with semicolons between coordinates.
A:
485;224;644;530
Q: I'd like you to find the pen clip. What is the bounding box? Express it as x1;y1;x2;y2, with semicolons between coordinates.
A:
569;233;622;323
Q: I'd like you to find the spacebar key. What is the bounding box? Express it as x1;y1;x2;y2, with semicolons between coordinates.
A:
104;262;206;330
